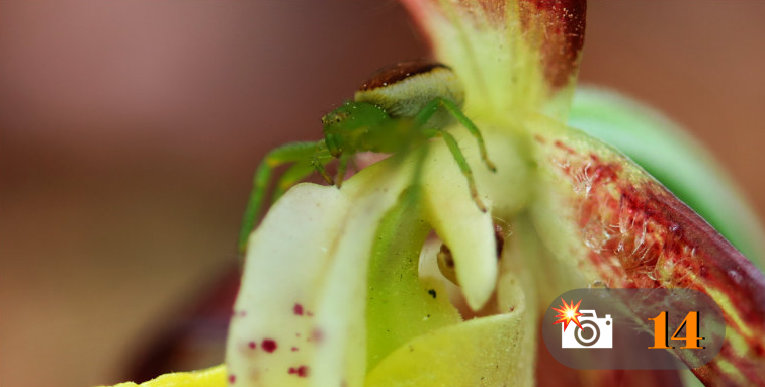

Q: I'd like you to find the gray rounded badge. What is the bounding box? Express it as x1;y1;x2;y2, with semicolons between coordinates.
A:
541;288;726;370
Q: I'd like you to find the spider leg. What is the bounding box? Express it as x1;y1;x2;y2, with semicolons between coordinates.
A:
334;154;351;188
239;140;330;255
311;141;335;185
272;161;318;201
415;97;496;172
425;127;487;212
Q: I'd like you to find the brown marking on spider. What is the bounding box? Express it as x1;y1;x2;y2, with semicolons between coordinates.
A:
358;61;449;91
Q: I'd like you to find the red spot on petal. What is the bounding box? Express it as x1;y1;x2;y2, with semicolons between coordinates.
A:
229;374;237;384
261;339;277;353
248;341;256;350
288;366;310;377
293;303;304;315
291;347;299;352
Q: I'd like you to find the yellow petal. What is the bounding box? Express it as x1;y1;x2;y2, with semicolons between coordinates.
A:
95;365;226;387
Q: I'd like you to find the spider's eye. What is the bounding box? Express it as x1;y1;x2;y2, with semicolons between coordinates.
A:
321;110;349;126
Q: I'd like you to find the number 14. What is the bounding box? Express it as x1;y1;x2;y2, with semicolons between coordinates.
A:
648;311;704;350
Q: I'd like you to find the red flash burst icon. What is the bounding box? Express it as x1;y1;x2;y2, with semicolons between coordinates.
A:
552;298;583;330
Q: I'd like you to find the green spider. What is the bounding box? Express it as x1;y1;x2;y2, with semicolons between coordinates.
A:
238;61;496;255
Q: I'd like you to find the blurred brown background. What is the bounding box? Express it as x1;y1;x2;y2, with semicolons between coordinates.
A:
1;1;763;386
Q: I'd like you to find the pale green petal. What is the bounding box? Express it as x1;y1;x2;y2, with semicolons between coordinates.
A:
226;157;416;387
421;144;497;310
365;272;533;387
310;162;418;387
365;191;462;371
569;87;765;265
496;221;540;386
421;125;532;310
500;214;586;310
226;184;350;387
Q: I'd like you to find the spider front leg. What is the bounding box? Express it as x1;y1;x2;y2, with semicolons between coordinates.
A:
425;127;488;212
415;97;497;172
272;161;316;200
238;140;332;255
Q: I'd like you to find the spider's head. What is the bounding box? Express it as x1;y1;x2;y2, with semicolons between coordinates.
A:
321;101;389;157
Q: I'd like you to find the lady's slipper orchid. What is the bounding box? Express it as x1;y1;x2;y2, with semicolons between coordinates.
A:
101;1;765;386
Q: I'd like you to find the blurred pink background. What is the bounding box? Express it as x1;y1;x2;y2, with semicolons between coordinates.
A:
1;1;763;386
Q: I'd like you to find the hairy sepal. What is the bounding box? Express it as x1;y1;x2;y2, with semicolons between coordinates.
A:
569;87;765;267
526;113;765;385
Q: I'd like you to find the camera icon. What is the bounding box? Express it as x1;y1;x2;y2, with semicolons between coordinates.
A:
561;310;613;349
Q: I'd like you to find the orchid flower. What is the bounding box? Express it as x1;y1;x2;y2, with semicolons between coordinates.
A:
101;1;765;386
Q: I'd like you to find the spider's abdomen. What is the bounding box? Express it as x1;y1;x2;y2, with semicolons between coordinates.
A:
354;61;464;118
